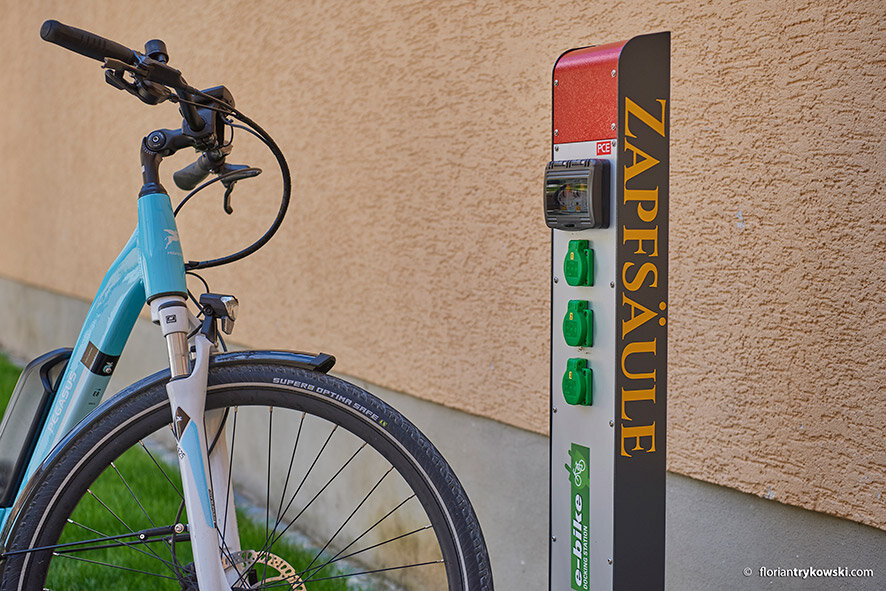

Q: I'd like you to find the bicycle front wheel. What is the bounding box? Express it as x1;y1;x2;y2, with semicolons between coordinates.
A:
0;356;492;590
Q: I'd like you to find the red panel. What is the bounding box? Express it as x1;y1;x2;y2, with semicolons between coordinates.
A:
553;41;626;144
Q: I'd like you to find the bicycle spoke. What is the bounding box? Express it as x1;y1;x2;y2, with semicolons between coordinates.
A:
300;466;394;576
52;537;184;555
216;406;244;582
110;461;157;528
262;406;274;584
85;488;135;533
295;559;444;586
267;441;366;550
221;406;239;541
109;460;177;560
260;424;338;554
207;407;230;454
51;552;180;580
215;529;243;583
299;493;417;578
139;440;184;500
273;411;306;534
330;523;433;567
64;519;179;573
84;488;172;569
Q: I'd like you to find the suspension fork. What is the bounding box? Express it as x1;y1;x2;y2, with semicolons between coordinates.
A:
152;295;241;587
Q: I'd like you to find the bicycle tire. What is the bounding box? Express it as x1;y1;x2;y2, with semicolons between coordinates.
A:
0;356;493;590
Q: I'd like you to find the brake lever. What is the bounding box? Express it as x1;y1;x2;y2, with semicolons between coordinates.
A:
222;184;236;215
218;165;262;215
103;57;147;77
103;58;172;105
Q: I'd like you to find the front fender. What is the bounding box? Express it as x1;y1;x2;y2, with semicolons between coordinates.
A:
0;349;334;555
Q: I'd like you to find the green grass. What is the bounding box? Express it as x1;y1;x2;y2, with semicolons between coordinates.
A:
0;353;351;590
0;354;21;412
45;446;350;590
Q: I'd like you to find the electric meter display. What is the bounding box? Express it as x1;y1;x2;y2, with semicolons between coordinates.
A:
543;160;608;230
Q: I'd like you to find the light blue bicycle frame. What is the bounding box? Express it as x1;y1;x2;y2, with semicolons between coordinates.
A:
0;190;234;587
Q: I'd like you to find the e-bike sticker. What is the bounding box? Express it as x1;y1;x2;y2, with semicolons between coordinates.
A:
80;341;120;376
567;443;590;590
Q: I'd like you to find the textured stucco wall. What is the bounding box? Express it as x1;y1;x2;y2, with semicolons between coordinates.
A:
0;1;883;530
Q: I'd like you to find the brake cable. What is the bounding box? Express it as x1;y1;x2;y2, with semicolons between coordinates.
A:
171;91;292;271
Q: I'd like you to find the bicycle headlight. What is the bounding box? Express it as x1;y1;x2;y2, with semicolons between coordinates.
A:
219;295;238;321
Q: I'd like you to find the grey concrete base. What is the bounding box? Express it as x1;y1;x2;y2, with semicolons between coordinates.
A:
1;275;883;590
667;473;885;590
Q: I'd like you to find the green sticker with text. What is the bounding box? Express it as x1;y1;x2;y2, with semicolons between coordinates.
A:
567;443;590;590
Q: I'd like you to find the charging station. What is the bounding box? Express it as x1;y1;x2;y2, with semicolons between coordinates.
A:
546;33;670;590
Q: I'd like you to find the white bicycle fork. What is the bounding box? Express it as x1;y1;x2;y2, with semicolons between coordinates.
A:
153;296;241;589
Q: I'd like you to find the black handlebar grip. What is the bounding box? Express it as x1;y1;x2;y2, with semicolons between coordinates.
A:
41;20;137;65
173;154;214;191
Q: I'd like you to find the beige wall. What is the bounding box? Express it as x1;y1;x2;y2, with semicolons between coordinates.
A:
0;1;883;530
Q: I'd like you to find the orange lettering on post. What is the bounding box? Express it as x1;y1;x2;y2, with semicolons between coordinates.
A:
621;294;658;338
621;386;656;421
622;262;658;292
620;423;656;457
624;97;667;139
623;227;659;256
621;339;657;380
624;140;659;183
624;187;659;222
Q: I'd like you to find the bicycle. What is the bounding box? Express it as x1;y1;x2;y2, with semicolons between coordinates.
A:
0;20;492;590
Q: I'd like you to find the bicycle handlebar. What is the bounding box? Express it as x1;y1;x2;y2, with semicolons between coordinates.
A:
39;20;291;271
174;152;218;191
40;20;137;65
41;20;205;132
